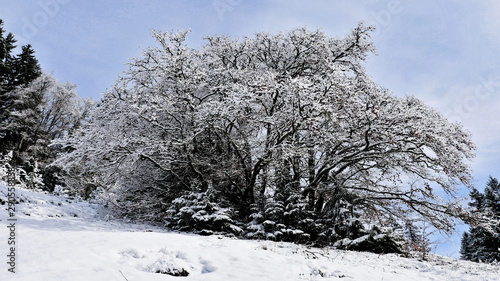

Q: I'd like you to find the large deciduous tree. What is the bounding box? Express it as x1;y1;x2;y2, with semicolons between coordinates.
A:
55;24;475;243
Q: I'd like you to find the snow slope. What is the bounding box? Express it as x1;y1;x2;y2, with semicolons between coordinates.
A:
0;183;499;281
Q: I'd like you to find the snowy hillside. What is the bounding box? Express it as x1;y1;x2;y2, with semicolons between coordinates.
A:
0;184;498;281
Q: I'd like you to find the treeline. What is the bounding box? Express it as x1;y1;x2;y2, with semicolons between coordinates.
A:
1;19;497;261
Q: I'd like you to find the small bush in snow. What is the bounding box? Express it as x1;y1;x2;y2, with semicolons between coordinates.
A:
166;190;238;235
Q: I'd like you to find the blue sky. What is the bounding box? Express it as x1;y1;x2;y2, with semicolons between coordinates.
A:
1;0;500;258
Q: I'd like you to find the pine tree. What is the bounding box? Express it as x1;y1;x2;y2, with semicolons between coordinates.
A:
0;19;17;92
11;45;41;86
0;19;18;144
461;176;500;263
0;19;42;162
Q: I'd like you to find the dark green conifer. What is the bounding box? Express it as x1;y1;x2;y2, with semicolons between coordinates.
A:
0;19;42;162
461;176;500;263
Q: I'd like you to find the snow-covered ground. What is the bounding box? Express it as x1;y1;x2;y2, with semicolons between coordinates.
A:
0;183;499;281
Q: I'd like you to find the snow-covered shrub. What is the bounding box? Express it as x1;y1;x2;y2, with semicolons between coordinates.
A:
150;250;191;276
25;161;44;190
166;190;239;235
333;224;405;254
245;193;327;244
0;152;44;190
0;152;13;183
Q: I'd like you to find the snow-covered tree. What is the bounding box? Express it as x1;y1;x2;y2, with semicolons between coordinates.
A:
461;177;500;263
0;19;92;190
55;24;475;246
0;19;42;161
8;73;93;165
0;72;93;190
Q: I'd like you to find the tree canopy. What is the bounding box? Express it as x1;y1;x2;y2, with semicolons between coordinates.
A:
55;24;476;247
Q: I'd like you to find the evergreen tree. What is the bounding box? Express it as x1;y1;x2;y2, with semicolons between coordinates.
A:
0;19;18;143
461;176;500;263
0;19;42;163
0;19;17;92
